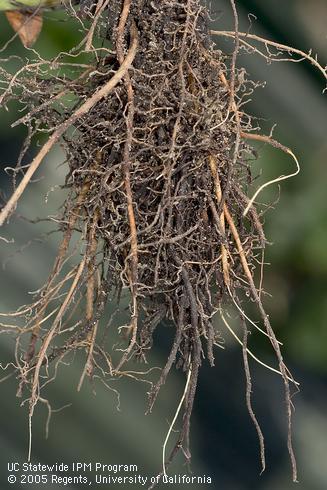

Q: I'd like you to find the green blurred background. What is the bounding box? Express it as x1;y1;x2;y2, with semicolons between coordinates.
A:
0;0;326;489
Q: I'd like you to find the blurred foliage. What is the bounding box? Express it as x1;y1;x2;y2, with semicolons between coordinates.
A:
0;1;326;489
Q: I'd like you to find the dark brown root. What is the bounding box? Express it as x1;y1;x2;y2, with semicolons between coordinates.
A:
0;0;317;482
